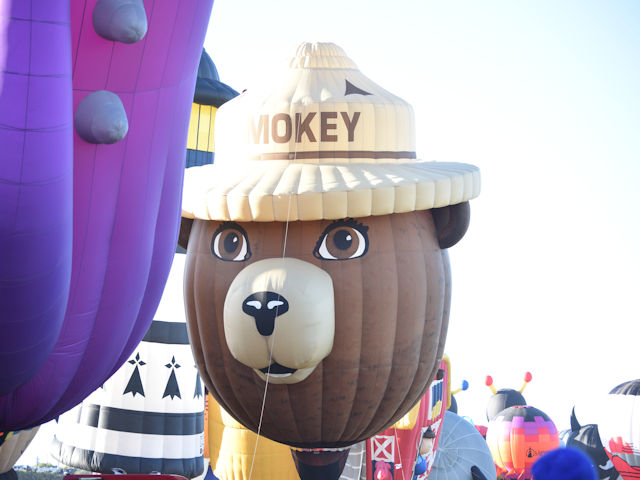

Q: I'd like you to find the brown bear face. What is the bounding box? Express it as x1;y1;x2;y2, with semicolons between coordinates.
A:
183;208;463;448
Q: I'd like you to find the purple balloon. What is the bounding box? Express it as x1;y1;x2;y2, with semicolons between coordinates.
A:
0;0;214;430
0;0;73;397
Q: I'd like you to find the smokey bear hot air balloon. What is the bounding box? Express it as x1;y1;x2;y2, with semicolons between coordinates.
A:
179;42;480;473
486;405;559;480
0;0;213;431
597;379;640;479
52;254;205;477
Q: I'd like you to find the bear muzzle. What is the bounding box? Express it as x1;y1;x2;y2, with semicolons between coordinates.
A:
223;257;335;384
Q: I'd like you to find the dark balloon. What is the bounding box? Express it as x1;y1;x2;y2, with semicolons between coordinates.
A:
471;465;489;480
486;389;527;421
449;395;458;413
194;50;239;108
485;373;531;421
0;470;17;480
291;449;350;480
560;408;620;480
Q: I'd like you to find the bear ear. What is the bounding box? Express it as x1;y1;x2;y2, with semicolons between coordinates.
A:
432;201;471;249
177;217;194;252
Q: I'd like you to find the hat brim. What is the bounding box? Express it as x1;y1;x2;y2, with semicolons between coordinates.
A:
182;161;480;222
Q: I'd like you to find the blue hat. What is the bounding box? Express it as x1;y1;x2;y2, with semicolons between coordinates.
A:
532;447;597;480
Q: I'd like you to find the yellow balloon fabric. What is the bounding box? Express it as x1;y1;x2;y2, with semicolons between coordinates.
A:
187;103;217;153
394;354;452;431
392;401;421;430
206;395;298;480
205;394;225;469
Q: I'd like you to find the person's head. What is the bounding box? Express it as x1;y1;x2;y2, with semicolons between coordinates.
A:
532;447;597;480
419;426;436;455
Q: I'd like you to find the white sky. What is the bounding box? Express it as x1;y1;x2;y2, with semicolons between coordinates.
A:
19;0;640;467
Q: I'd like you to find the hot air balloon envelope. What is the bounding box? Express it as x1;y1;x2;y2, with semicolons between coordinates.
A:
486;405;559;480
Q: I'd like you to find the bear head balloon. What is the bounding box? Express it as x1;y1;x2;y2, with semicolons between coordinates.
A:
180;42;481;449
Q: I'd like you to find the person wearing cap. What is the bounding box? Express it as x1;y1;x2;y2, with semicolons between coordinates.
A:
412;427;436;479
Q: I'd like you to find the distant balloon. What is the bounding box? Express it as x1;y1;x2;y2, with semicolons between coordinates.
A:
475;425;488;439
598;379;640;479
486;405;559;480
559;408;620;480
185;49;239;168
0;0;214;431
485;372;532;421
52;254;205;478
428;411;496;480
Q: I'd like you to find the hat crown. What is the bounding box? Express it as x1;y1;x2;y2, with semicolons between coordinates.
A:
182;42;481;223
213;42;416;167
289;42;358;70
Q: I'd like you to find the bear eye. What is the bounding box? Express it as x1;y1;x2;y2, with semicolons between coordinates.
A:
313;219;369;261
211;223;251;262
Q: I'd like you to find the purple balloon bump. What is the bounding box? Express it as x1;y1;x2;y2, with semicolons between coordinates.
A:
74;90;129;144
0;0;214;430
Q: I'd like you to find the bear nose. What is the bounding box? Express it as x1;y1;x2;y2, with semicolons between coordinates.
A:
242;291;289;336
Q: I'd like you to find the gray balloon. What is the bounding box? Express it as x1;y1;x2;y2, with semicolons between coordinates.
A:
74;90;128;145
429;411;497;480
93;0;148;44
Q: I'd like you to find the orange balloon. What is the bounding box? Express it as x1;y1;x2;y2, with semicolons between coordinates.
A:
486;405;558;479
